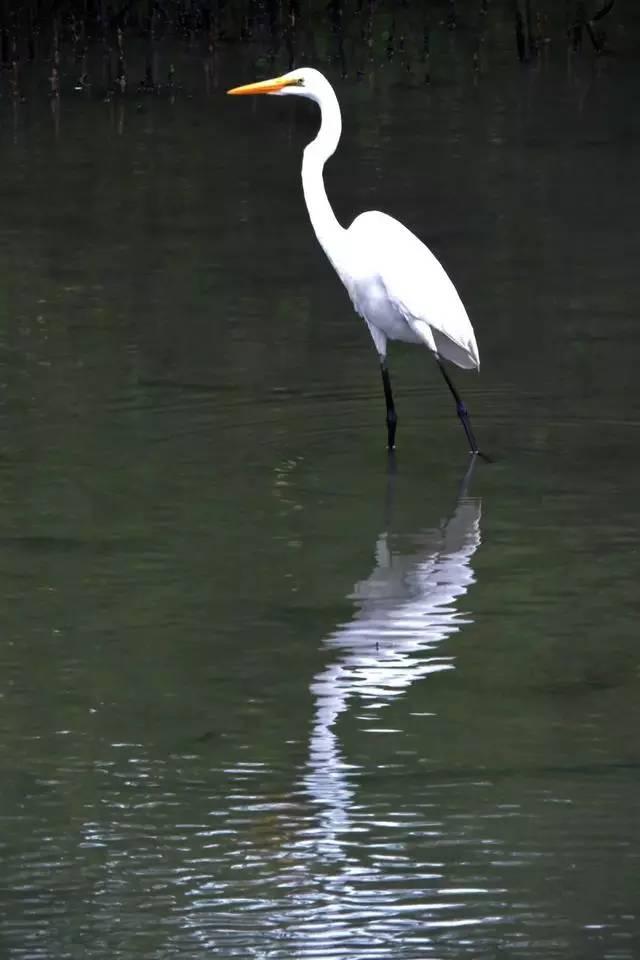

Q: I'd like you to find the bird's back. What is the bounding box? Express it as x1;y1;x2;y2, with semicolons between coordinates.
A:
346;211;479;370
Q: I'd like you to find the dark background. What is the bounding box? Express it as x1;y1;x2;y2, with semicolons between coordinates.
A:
1;1;637;102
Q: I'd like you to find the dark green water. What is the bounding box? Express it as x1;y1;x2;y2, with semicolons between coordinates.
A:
1;46;639;960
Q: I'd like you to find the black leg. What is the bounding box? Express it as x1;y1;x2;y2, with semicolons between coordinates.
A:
380;359;397;451
435;357;480;455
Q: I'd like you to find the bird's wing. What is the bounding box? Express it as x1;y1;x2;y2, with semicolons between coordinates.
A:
349;211;479;369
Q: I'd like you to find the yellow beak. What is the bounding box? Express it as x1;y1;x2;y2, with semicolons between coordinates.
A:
227;76;292;96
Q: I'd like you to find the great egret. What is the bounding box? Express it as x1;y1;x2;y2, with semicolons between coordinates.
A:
228;67;481;454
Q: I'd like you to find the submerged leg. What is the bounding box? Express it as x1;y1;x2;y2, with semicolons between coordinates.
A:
379;358;398;451
435;357;480;455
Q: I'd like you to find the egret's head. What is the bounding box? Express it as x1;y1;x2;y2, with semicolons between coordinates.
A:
227;67;329;104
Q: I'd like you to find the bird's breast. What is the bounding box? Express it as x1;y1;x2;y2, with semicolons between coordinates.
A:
349;276;421;345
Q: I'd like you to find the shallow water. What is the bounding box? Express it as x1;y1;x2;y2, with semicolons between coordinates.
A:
1;44;639;960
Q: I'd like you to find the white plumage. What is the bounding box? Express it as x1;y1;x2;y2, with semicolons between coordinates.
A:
229;67;482;454
345;211;480;369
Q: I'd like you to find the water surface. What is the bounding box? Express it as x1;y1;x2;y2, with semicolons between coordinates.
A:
1;46;639;960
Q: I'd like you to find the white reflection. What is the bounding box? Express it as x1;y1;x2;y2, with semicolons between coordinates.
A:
303;465;482;858
178;468;485;957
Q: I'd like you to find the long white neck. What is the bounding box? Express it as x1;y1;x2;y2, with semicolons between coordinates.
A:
301;84;346;270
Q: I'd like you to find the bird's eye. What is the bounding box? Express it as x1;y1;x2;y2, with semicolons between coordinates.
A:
294;78;305;86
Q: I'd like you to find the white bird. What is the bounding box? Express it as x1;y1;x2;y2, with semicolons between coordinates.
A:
228;67;481;454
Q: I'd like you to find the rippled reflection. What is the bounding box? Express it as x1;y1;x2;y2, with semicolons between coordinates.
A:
233;465;483;960
177;468;487;958
304;464;481;849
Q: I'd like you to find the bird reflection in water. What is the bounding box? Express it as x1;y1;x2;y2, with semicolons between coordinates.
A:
177;465;483;955
303;461;482;858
